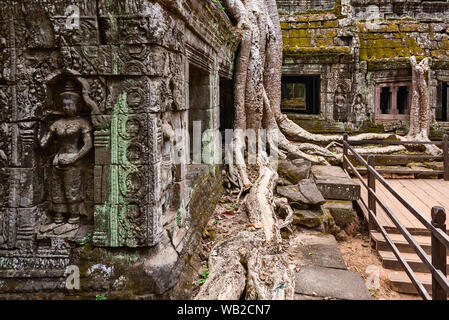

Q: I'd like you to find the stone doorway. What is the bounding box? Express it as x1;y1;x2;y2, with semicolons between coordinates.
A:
281;75;320;115
188;63;212;164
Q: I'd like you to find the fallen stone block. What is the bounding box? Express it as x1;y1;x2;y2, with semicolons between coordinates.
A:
311;165;360;201
293;209;323;228
276;179;325;207
277;159;311;184
322;200;357;227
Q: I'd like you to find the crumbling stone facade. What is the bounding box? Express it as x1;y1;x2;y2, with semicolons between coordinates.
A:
279;0;449;138
0;0;238;297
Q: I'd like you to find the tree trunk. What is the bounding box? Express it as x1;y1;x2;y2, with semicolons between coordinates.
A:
406;56;441;155
197;1;441;300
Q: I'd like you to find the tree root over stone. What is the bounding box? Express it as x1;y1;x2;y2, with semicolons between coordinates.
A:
196;164;296;300
201;0;442;301
195;230;295;300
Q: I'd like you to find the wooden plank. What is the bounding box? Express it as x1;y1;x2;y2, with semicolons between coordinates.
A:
356;168;443;176
392;180;432;228
376;181;418;229
348;140;442;146
358;182;393;228
425;180;449;203
375;180;410;229
420;180;449;204
353;178;448;232
367;183;395;228
408;180;449;211
369;179;424;230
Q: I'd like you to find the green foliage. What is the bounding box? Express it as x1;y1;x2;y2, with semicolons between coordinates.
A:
200;266;210;278
229;203;240;211
369;288;379;300
193;265;210;286
214;0;225;11
96;294;107;300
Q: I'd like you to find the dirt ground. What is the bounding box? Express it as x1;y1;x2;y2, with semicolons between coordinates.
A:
338;234;420;300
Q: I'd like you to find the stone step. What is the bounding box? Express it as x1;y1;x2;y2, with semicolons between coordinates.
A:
379;250;449;273
294;233;347;270
371;232;432;254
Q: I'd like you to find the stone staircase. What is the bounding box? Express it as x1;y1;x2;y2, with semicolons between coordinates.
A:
371;230;449;296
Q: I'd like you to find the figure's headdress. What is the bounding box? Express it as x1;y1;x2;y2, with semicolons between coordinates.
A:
60;80;81;101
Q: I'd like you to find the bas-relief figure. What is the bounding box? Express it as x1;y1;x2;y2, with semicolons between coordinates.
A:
352;93;366;128
334;85;347;122
38;80;93;237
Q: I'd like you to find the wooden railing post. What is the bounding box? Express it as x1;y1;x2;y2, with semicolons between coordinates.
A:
367;155;376;230
343;133;348;173
431;206;447;300
443;134;449;181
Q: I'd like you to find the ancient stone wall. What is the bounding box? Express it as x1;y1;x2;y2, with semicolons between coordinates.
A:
0;0;238;297
279;0;449;136
277;0;335;13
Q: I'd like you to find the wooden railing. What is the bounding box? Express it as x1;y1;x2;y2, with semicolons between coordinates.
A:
343;134;449;300
343;134;449;181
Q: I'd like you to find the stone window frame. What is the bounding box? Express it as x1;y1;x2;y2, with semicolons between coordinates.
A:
434;71;449;123
280;75;321;115
281;65;329;120
374;81;412;121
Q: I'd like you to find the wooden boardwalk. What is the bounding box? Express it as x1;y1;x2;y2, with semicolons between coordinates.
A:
358;179;449;234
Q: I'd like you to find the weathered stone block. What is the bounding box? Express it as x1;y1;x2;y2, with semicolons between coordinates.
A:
277;158;311;183
322;200;357;227
277;179;325;206
93;202;162;247
7;168;44;208
295;266;371;300
311;165;360;200
296;233;347;270
53;18;100;47
293;208;324;228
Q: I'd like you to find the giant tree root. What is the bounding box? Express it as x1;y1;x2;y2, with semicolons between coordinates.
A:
194;230;295;300
196;163;295;300
245;164;280;244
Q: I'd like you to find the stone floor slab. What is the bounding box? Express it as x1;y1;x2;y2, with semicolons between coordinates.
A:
296;233;347;269
295;265;371;300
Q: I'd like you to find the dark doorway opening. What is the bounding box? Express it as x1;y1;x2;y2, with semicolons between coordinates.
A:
380;87;391;114
188;63;211;162
397;86;409;115
281;75;320;114
219;78;234;131
437;82;448;122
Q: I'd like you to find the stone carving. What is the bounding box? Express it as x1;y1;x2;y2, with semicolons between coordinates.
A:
352;93;366;128
38;80;93;237
333;85;347;122
93;80;162;248
0;0;238;296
